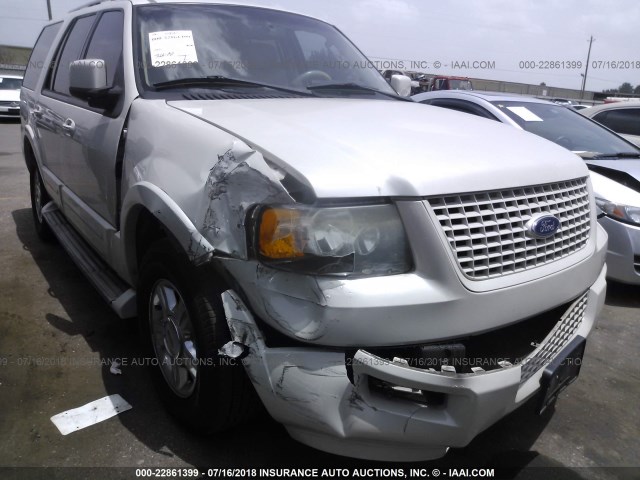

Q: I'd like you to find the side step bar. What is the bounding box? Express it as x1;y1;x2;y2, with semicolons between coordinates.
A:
42;202;136;319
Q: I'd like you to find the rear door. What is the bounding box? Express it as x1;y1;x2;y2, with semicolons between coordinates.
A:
22;22;62;190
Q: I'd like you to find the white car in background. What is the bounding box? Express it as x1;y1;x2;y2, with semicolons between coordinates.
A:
414;90;640;285
0;74;23;118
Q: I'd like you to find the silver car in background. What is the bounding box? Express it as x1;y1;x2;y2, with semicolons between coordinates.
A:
414;91;640;285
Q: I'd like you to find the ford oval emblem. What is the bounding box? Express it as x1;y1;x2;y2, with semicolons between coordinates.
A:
526;214;561;239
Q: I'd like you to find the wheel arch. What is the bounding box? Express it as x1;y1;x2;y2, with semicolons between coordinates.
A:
121;182;216;286
23;136;37;174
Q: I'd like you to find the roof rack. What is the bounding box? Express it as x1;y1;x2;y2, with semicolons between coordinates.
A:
69;0;124;13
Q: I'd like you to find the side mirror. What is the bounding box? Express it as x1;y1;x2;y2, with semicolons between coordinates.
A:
69;59;120;108
69;59;108;96
390;74;412;97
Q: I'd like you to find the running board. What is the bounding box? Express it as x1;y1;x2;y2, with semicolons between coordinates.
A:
41;202;137;319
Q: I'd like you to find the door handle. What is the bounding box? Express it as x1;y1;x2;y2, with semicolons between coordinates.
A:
33;106;43;119
62;118;76;136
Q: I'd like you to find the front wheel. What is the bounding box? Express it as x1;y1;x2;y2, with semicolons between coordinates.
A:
138;239;259;433
29;167;55;242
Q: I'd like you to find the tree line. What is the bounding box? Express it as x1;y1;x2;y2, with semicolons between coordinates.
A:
603;82;640;95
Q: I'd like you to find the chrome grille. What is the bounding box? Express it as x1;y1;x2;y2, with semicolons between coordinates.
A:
520;292;588;383
429;178;591;280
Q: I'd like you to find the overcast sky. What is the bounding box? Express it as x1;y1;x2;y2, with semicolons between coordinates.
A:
1;0;639;92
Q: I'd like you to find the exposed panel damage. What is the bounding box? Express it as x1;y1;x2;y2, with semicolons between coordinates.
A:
221;290;350;422
219;275;604;462
196;141;294;260
216;255;332;342
221;289;396;450
195;142;338;340
219;289;511;461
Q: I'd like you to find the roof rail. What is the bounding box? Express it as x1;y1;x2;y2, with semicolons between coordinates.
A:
69;0;123;13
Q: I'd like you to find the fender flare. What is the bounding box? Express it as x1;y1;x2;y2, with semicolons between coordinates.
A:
121;182;216;282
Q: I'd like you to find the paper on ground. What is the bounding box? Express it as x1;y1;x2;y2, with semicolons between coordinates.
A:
51;394;132;435
110;360;122;375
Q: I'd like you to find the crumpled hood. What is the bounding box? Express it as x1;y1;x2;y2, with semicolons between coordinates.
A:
170;98;589;198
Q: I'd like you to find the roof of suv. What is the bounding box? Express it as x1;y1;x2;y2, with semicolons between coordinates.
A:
73;0;303;9
68;0;320;26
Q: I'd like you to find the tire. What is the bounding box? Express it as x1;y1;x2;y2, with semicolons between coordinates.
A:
137;239;259;433
29;167;55;242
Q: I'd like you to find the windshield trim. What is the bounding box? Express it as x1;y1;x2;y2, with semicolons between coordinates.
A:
151;75;316;96
306;82;413;101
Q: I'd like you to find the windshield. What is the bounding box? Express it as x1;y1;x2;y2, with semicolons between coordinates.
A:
492;100;639;156
134;5;394;95
0;77;22;90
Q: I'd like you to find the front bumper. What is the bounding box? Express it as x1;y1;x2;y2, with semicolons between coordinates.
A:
0;104;20;117
599;216;640;285
221;265;606;462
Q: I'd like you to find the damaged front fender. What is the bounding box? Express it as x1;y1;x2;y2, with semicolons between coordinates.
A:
194;141;294;259
121;100;298;273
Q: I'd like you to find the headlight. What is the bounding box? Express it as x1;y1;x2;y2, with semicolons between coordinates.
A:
254;204;412;276
595;198;640;226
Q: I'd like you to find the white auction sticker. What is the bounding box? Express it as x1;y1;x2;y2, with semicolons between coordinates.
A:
149;30;198;67
506;106;543;122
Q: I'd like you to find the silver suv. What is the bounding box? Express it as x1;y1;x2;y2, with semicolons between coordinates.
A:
21;0;607;461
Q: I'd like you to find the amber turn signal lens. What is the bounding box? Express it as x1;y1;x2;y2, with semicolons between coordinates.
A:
259;208;304;259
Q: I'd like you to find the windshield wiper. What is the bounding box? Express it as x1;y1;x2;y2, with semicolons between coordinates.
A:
306;82;413;101
575;151;640;159
152;76;313;96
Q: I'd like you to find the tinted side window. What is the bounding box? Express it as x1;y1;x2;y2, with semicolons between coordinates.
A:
592;111;608;124
84;11;124;88
595;109;640;136
52;15;96;95
23;23;62;90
